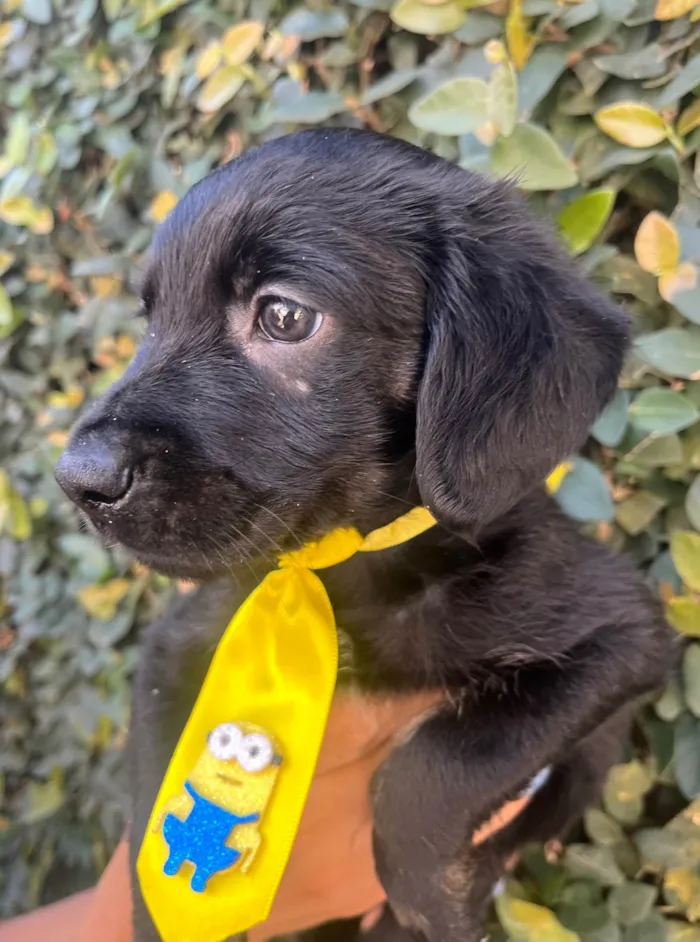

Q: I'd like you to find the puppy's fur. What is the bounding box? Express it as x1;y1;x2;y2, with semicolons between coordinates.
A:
56;130;674;942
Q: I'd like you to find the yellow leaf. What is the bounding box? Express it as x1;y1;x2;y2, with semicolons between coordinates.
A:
659;263;698;303
47;385;85;409
0;21;13;46
671;531;700;593
0;470;31;541
0;250;14;276
90;275;123;299
506;0;535;70
679;100;700;138
667;597;700;637
196;65;246;113
150;191;178;222
196;42;222;79
390;0;466;34
78;579;131;621
0;195;35;227
159;44;184;77
546;462;573;494
634;211;680;276
655;0;697;18
221;21;264;65
496;894;580;942
665;868;700;920
28;206;54;235
594;102;668;148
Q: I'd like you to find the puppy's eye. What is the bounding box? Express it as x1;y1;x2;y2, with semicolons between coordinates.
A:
257;297;323;344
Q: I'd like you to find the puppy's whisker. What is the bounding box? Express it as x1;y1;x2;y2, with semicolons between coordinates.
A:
254;503;303;548
243;517;287;559
206;531;261;585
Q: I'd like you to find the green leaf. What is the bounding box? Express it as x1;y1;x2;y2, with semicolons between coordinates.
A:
686;474;700;531
625;433;683;469
488;63;517;138
629;388;699;435
496;893;581;942
360;68;419;106
670;532;700;592
636;330;700;380
491;123;578;191
608;883;657;926
635;827;700;869
454;11;502;42
268;90;347;124
390;0;466;34
518;47;569;118
592;390;630;447
584;808;626;847
582;923;622;942
683;645;700;719
558;189;615;255
279;7;349;40
555;456;614;522
598;0;635;19
564;844;625;887
657;56;700;108
656;679;685;723
408;78;488;135
594;44;668;80
615;490;666;536
22;0;52;23
18;770;64;825
674;713;700;800
622;913;669;942
670;286;700;328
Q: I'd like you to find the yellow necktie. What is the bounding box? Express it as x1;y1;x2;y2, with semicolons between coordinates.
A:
137;469;569;942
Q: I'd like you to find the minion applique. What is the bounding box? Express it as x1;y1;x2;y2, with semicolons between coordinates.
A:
157;722;282;893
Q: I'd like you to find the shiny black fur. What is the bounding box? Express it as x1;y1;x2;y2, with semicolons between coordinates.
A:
56;129;674;942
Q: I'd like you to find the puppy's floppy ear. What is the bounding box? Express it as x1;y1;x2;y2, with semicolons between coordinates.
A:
415;176;629;535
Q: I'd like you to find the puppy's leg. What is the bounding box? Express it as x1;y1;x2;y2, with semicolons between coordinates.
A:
369;724;626;942
369;623;667;942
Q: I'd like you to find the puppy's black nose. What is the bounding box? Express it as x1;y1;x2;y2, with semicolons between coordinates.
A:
56;438;133;508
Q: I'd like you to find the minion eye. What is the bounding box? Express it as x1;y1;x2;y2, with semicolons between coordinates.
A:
238;732;273;773
208;723;243;761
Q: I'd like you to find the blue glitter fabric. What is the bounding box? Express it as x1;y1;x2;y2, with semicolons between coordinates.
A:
162;782;260;892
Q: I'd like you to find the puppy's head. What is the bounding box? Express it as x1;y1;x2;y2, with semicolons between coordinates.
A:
56;130;628;579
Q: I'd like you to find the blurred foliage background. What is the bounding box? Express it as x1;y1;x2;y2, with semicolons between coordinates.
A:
0;0;699;935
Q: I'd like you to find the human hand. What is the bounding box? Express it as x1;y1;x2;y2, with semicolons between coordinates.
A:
0;688;531;942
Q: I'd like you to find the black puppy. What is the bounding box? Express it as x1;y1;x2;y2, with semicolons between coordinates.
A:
56;129;674;942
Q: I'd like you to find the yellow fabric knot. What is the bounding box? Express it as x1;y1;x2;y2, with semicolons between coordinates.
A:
137;474;567;942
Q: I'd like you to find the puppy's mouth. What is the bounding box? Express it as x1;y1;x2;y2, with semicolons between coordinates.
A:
77;497;292;583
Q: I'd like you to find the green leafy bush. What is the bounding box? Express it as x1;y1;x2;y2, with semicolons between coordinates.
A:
0;0;698;933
